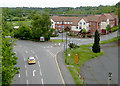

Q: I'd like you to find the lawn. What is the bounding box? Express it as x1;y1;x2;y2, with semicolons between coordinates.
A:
7;20;32;26
64;36;120;85
50;39;66;43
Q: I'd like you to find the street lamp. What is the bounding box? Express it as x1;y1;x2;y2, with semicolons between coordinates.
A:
65;27;68;63
62;21;64;42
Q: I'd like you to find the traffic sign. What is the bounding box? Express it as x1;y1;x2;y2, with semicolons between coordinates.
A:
75;54;79;64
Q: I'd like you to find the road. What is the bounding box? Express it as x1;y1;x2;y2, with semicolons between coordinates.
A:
12;31;118;84
12;40;65;84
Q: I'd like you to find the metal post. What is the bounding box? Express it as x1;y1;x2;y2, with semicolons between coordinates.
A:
62;21;64;42
64;44;65;53
65;27;67;63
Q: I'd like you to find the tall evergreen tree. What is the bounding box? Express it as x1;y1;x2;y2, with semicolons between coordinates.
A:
92;30;101;53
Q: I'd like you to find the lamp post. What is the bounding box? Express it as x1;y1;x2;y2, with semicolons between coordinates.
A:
65;27;68;63
62;21;64;42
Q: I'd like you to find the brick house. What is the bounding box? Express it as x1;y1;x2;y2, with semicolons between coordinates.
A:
50;13;118;36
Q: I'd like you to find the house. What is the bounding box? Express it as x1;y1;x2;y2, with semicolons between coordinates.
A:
50;13;118;36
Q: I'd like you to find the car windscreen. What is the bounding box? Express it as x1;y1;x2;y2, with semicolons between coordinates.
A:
30;59;34;61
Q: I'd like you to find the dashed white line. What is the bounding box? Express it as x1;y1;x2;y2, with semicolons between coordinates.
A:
47;50;54;57
41;78;44;84
38;61;40;67
24;58;25;61
26;70;27;77
27;80;28;84
25;64;26;68
40;70;42;76
25;50;28;53
18;73;20;78
35;55;38;59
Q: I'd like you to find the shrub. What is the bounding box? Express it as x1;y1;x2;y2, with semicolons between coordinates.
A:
87;34;92;38
111;27;118;32
68;43;80;48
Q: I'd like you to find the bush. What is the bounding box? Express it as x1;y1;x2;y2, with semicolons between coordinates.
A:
87;34;92;38
111;27;118;32
20;18;26;21
68;43;80;48
12;17;20;21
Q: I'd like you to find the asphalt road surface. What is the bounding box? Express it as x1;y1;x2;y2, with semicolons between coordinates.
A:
12;40;65;84
80;41;119;84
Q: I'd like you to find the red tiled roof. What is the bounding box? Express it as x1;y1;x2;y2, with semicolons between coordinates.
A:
87;15;100;22
51;16;82;26
104;14;114;20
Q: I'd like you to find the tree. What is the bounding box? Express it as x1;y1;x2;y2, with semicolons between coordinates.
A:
106;24;111;32
92;30;101;53
31;12;52;41
14;25;31;39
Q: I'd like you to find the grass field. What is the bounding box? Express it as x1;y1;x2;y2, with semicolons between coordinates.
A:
50;39;66;43
7;20;32;26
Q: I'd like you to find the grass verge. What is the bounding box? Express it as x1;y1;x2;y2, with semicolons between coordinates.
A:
64;36;120;85
50;39;66;43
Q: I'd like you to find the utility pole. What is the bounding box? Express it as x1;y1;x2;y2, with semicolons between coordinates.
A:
65;27;68;63
62;21;64;42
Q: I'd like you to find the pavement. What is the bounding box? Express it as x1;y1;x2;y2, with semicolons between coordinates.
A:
56;51;75;84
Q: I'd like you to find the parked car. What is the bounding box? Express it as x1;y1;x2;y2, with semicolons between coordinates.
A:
28;57;36;64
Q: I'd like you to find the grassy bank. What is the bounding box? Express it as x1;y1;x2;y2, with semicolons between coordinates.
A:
50;39;66;43
64;36;120;85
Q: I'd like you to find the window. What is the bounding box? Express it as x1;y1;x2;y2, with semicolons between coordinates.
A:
56;25;57;27
52;22;53;24
76;26;78;29
79;27;82;29
70;22;72;24
76;32;78;34
84;22;86;25
89;27;91;30
93;28;95;30
59;25;61;27
52;25;53;28
57;22;59;24
89;22;91;25
93;32;95;35
98;23;100;26
62;25;64;28
80;22;82;25
93;23;95;26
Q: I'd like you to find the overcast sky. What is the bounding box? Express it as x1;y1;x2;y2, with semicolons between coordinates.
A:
0;0;119;8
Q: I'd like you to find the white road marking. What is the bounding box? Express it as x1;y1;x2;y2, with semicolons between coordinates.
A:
26;70;27;77
38;61;40;67
24;58;25;61
27;80;28;84
25;50;28;53
40;70;42;76
47;50;54;57
25;64;26;68
35;55;38;59
41;78;44;84
18;73;20;78
33;70;36;76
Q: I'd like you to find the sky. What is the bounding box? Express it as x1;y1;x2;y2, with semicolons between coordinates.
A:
0;0;119;8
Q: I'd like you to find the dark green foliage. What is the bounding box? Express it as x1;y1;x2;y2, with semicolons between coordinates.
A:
2;16;20;85
31;12;52;41
87;34;92;38
106;24;111;32
68;43;80;49
92;30;101;53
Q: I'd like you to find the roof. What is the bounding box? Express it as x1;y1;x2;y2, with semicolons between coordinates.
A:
82;17;89;23
87;15;100;22
104;14;114;20
51;16;82;26
29;57;35;59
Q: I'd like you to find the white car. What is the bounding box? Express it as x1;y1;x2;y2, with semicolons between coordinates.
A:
28;57;36;64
